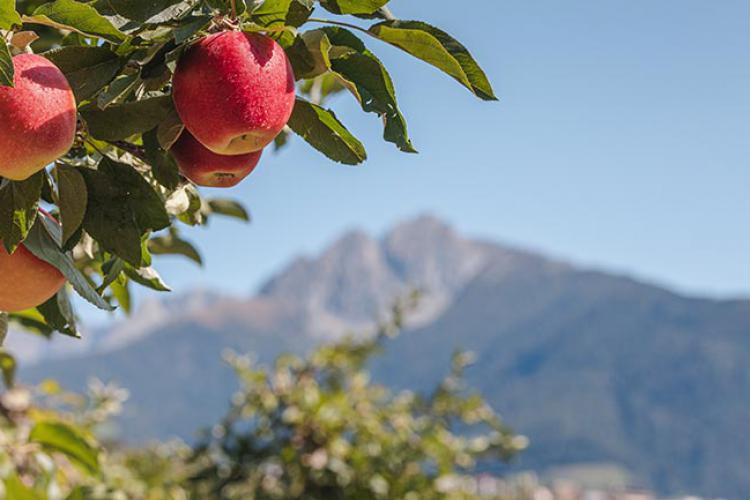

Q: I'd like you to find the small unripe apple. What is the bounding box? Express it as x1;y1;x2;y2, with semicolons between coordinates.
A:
0;54;77;181
172;31;295;155
0;214;65;312
171;130;262;188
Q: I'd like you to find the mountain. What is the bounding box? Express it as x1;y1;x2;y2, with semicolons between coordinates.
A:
14;215;750;498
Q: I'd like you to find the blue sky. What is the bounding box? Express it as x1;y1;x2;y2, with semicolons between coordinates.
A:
91;0;750;320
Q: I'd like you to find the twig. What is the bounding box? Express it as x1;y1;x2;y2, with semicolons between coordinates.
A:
379;6;396;21
107;140;149;162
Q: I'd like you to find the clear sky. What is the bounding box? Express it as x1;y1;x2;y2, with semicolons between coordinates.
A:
89;0;750;320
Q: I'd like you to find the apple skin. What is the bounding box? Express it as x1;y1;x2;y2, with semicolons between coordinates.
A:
0;54;77;181
0;214;65;312
171;130;263;188
172;31;295;155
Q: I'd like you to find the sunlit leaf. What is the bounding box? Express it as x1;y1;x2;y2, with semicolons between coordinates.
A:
26;0;127;43
369;20;496;100
0;39;13;88
287;98;366;165
0;0;21;30
29;420;100;474
208;199;250;222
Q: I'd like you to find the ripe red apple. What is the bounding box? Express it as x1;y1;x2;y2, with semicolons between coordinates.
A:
172;31;295;155
0;214;65;312
171;130;262;187
0;54;77;181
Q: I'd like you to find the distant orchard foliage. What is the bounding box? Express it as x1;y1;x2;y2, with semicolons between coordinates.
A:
0;304;525;498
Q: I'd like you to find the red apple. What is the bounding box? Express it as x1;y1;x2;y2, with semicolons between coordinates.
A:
0;213;65;312
0;54;77;181
171;130;262;187
172;31;295;155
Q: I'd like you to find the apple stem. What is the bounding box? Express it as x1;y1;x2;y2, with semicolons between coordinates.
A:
229;0;237;20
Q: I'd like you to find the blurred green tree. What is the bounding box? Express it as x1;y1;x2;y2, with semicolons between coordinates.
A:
0;301;526;498
188;300;526;499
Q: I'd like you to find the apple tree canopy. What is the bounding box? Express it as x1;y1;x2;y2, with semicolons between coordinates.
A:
0;0;495;349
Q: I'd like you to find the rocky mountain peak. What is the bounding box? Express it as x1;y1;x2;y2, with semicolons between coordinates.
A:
259;215;495;336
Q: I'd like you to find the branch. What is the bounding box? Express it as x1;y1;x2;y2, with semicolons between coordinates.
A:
378;6;396;20
107;141;149;162
306;18;379;40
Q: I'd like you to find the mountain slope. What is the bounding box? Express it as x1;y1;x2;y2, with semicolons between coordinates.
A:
17;215;750;498
374;261;750;496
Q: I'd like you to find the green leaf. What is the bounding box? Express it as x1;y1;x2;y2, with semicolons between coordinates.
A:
96;72;140;109
97;257;124;295
80;158;170;266
24;218;114;311
26;0;127;43
44;46;123;102
0;38;13;88
149;233;202;265
320;0;389;15
3;473;42;500
109;275;130;313
156;107;184;150
208;198;250;221
287;98;366;165
54;165;88;247
8;309;53;337
0;349;15;387
252;0;313;28
144;128;180;189
173;15;212;44
0;173;44;253
369;20;496;101
81;95;173;141
38;289;78;338
94;0;188;23
0;0;21;30
29;420;100;475
173;184;203;226
318;27;415;152
286;34;325;79
124;264;171;291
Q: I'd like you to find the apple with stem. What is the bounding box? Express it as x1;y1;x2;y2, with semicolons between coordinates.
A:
172;31;295;155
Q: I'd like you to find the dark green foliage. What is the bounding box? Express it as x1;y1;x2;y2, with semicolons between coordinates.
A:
0;38;13;86
0;173;43;252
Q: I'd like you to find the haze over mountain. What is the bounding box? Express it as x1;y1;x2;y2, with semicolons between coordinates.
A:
14;216;750;498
